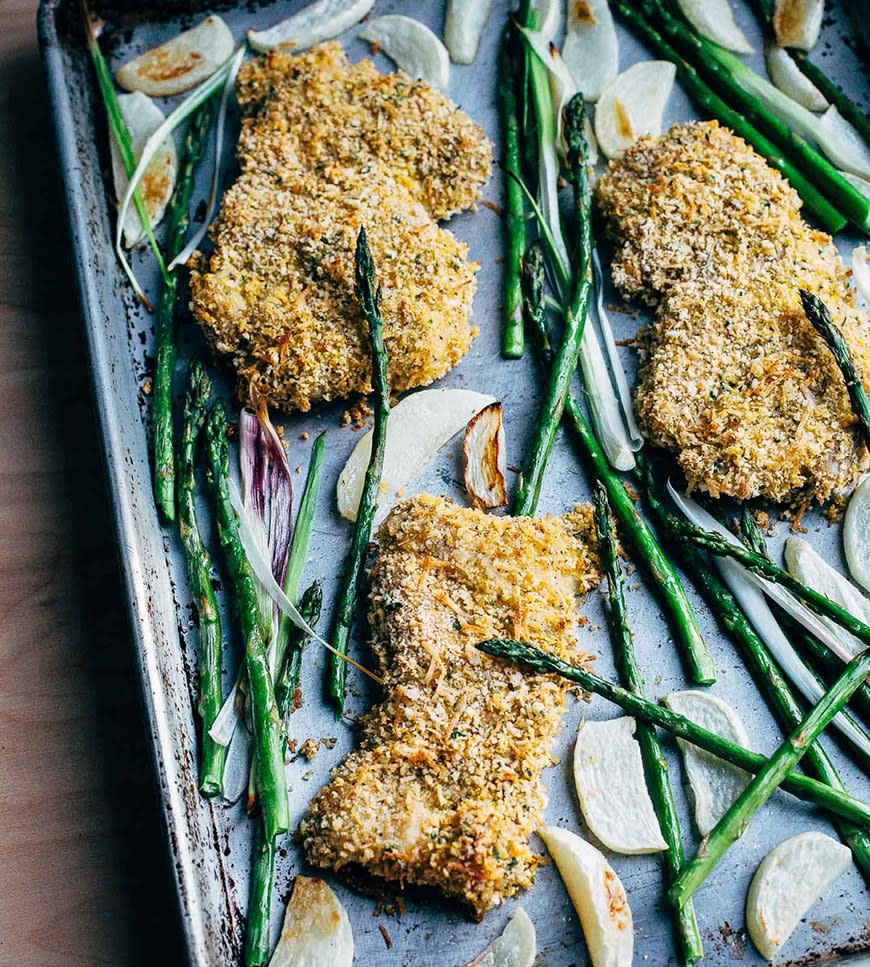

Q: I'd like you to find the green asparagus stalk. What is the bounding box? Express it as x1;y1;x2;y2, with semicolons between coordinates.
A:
800;289;870;450
176;362;225;797
645;0;870;233
245;825;276;967
328;228;390;712
513;95;592;517
81;1;170;299
204;400;289;841
790;52;870;148
153;102;215;523
498;27;526;359
640;458;870;884
669;650;870;906
475;637;870;827
593;484;703;964
276;581;323;720
612;0;847;234
521;243;716;684
791;624;870;725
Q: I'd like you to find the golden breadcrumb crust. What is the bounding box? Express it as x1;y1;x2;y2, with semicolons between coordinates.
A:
190;44;492;412
300;495;600;919
595;121;870;504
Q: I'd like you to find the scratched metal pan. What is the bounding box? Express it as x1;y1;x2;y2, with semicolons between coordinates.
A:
37;0;870;963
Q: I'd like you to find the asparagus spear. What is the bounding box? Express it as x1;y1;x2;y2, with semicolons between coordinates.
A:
475;638;870;827
593;484;703;964
153;102;215;523
204;400;289;841
669;650;870;906
790;52;870;148
791;624;870;725
800;289;870;450
328;228;390;712
522;243;716;684
245;826;276;967
275;581;323;720
612;0;847;234
640;458;870;884
513;95;593;517
176;362;225;796
642;0;870;233
498;26;526;359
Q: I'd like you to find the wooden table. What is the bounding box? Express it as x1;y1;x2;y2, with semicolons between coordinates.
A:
0;3;186;963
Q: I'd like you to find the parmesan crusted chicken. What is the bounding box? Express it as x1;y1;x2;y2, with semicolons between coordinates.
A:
190;44;492;412
596;121;870;504
300;495;600;919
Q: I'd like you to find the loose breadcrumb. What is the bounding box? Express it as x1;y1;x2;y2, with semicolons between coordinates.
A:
300;495;600;919
190;44;492;413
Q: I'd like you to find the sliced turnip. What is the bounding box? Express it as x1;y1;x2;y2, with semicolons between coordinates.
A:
784;536;870;660
677;0;753;53
248;0;375;53
538;826;633;967
746;831;852;961
271;876;354;967
465;908;536;967
115;16;234;97
444;0;496;65
535;0;561;41
764;43;828;111
594;61;676;159
337;389;496;521
561;0;619;103
773;0;824;52
110;92;177;248
845;473;870;593
662;691;753;836
463;402;508;510
818;106;870;179
359;15;450;90
573;718;667;854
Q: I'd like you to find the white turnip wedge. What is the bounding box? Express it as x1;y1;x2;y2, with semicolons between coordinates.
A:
667;485;870;759
784;536;870;660
535;0;561;41
818;106;870;179
465;908;536;967
538;826;633;967
115;16;234;96
661;691;752;836
852;246;870;306
110;92;177;249
594;61;676;159
845;474;870;591
444;0;496;65
270;876;354;967
746;831;853;962
676;0;753;54
463;402;508;510
248;0;374;53
573;718;667;854
359;15;451;91
773;0;824;52
764;43;828;111
561;0;619;103
336;388;496;521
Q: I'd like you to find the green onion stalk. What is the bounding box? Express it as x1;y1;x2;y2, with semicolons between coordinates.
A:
593;484;703;963
153;102;215;523
476;637;870;827
669;650;870;906
612;0;848;234
521;243;716;684
328;228;390;713
176;362;225;796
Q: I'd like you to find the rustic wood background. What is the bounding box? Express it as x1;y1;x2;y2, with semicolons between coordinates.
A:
0;2;186;963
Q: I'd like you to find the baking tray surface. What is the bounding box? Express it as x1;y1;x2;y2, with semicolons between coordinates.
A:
38;1;870;963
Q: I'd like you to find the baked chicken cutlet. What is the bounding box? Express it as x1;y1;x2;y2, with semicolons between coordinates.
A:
596;121;870;505
300;495;601;919
190;44;492;412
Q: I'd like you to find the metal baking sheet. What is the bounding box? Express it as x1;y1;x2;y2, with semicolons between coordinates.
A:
37;0;870;963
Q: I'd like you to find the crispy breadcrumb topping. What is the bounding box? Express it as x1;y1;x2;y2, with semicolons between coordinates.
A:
300;495;600;919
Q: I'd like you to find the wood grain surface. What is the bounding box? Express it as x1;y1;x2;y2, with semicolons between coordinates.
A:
0;2;186;963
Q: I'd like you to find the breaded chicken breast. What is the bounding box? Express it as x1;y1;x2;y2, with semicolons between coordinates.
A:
595;121;870;504
190;44;492;412
300;495;600;919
